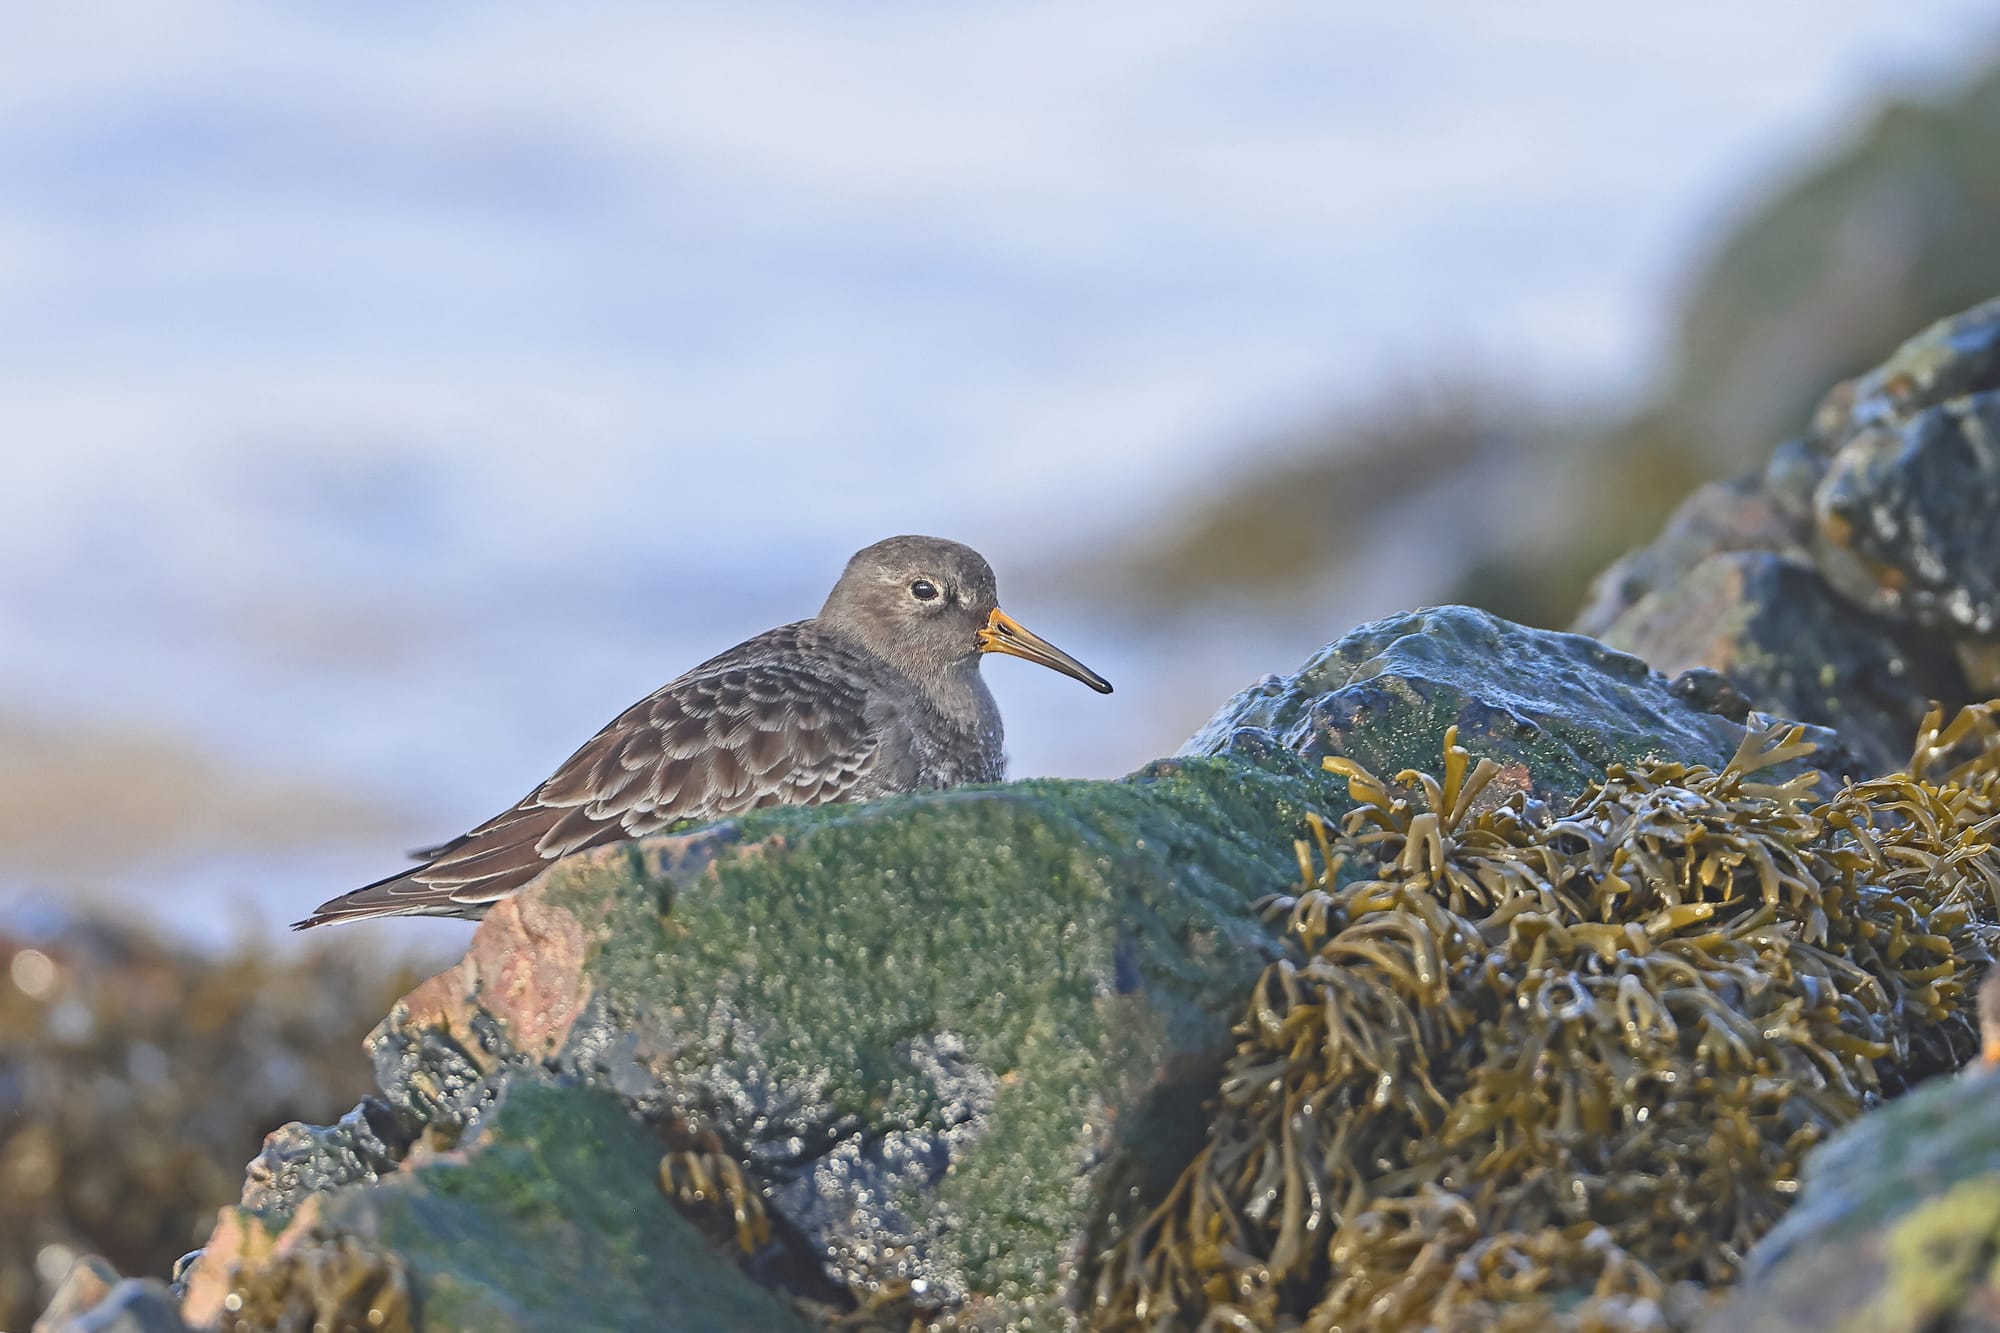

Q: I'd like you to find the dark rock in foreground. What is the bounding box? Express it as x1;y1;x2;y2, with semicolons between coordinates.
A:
184;1079;807;1332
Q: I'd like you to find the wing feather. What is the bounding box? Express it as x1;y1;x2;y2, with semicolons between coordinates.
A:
294;624;887;928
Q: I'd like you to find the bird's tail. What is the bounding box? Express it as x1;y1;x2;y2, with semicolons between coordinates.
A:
290;866;483;930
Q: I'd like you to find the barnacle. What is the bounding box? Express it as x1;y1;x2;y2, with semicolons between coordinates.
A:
1094;710;2000;1331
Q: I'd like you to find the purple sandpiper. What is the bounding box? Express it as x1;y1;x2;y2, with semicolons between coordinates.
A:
295;535;1111;928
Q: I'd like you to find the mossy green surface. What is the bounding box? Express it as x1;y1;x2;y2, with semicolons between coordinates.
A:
312;609;1840;1326
333;1079;810;1333
496;754;1337;1307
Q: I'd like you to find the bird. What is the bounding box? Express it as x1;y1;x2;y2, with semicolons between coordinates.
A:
294;535;1112;928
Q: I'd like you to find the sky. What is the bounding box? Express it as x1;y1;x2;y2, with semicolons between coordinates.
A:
2;1;1998;943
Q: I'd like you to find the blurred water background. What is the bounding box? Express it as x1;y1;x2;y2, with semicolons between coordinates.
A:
5;1;2000;957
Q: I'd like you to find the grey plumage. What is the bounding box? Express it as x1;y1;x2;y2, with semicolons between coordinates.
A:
295;535;1110;928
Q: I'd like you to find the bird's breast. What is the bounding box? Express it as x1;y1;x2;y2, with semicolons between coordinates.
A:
904;687;1004;789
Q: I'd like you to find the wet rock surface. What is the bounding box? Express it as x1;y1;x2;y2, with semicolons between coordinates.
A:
1596;549;1960;774
1585;297;2000;775
1182;603;1838;797
1812;302;2000;635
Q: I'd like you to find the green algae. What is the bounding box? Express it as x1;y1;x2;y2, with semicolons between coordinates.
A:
517;755;1339;1308
1874;1177;2000;1324
340;1079;809;1333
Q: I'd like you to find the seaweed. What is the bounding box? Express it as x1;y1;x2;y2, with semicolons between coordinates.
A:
660;1148;771;1254
202;1207;413;1333
0;913;423;1331
1094;707;2000;1331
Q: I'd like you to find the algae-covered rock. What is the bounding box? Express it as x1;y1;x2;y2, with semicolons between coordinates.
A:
1100;707;2000;1330
185;1078;803;1333
1184;604;1834;797
399;760;1338;1318
248;754;1342;1327
164;606;1820;1330
1705;1067;2000;1333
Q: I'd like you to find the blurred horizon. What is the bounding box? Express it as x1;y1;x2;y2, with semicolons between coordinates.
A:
5;2;2000;948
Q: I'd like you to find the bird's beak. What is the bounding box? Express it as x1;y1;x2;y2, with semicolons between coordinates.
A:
977;608;1113;694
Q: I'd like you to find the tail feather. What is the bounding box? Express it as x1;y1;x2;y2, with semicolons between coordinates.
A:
291;866;487;930
303;780;622;929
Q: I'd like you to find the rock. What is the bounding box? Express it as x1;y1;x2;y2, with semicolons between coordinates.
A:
1572;297;2000;775
1704;1068;2000;1333
1574;472;1806;638
1813;300;2000;634
1598;550;1961;774
171;605;1822;1330
1182;604;1834;798
33;1274;188;1333
208;753;1336;1328
186;1079;802;1333
239;1095;415;1216
33;1257;122;1332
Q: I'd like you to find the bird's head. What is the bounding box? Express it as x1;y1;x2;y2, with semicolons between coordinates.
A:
819;535;1112;694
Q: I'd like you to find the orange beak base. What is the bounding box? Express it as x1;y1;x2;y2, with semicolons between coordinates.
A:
976;609;1113;694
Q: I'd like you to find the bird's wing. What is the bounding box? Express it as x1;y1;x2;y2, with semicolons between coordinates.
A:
294;634;886;928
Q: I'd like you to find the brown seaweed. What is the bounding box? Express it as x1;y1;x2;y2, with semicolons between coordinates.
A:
1094;707;2000;1331
0;914;424;1330
660;1148;772;1254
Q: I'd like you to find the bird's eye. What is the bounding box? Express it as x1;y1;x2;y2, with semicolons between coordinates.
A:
910;579;940;602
